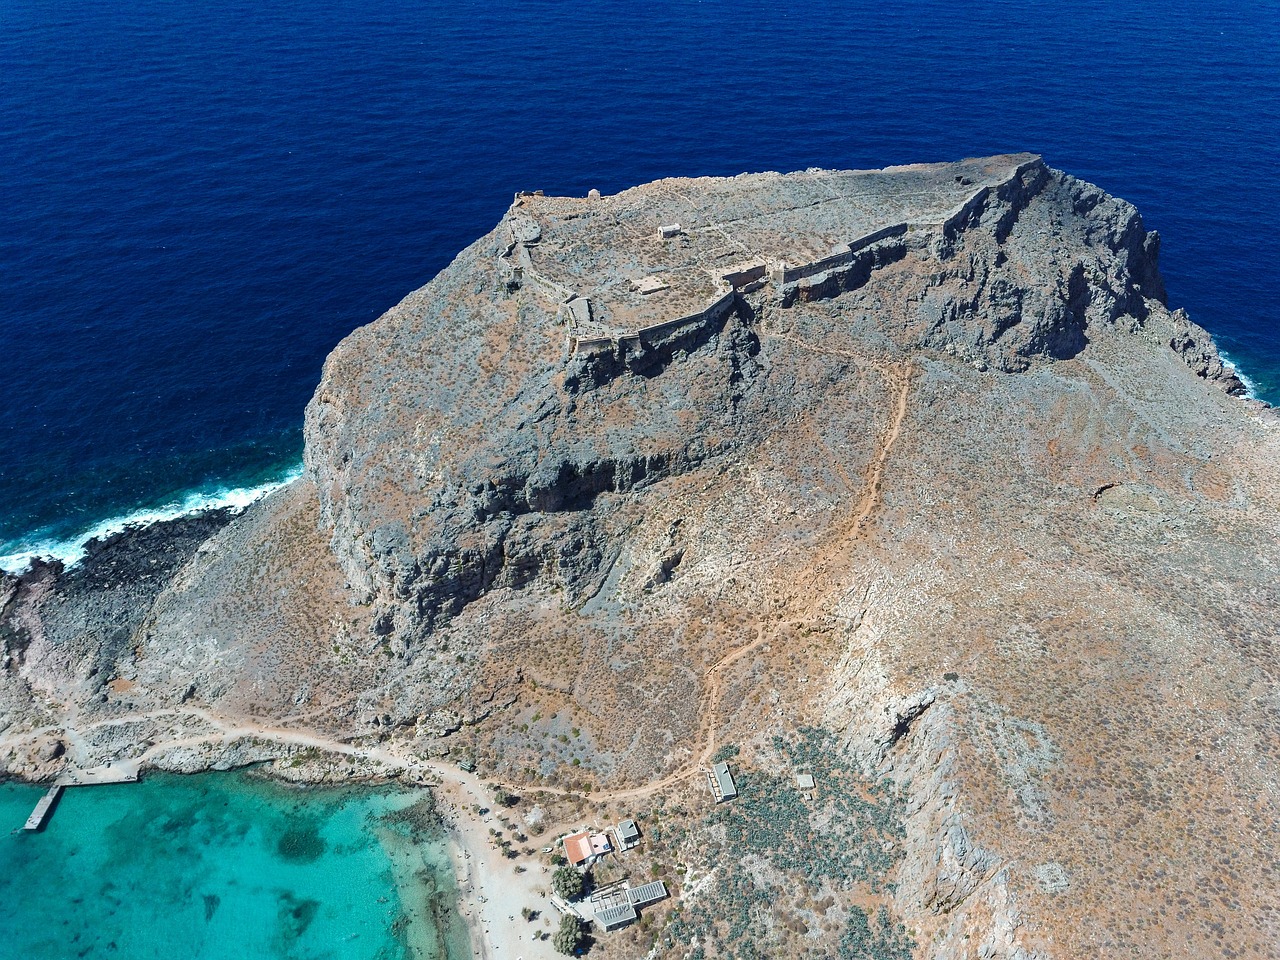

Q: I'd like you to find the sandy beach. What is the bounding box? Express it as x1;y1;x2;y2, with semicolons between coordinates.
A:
432;777;563;960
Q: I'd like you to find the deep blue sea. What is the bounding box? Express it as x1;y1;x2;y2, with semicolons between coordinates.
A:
2;0;1278;569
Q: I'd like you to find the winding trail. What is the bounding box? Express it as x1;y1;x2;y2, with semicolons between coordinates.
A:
2;336;914;821
0;343;913;960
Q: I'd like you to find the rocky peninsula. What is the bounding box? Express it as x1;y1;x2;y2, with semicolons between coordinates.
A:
3;154;1277;959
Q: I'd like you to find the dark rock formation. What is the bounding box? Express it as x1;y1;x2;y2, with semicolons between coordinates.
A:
1;509;235;700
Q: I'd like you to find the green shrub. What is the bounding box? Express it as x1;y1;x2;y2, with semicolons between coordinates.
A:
553;915;585;955
551;866;584;900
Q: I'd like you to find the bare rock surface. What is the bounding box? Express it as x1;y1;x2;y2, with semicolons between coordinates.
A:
3;154;1278;959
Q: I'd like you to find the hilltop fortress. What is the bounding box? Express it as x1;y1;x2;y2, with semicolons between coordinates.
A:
3;155;1277;960
502;156;1055;374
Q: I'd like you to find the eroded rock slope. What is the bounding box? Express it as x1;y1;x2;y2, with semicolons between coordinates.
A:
3;154;1276;959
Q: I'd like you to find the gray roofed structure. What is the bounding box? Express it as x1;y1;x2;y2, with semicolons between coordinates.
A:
626;880;668;907
710;761;738;801
617;818;641;845
595;903;638;929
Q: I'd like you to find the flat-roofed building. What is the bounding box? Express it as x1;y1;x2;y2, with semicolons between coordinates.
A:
626;880;668;907
595;902;638;930
616;818;641;849
590;880;668;932
708;761;738;802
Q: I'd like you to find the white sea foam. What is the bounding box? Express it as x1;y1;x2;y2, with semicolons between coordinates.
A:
0;464;305;576
1219;351;1263;401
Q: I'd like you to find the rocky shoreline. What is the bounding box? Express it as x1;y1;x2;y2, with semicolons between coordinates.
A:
4;156;1279;959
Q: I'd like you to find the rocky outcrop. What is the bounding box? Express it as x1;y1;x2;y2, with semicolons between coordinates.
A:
302;156;1200;639
1167;307;1249;394
0;509;235;707
4;155;1278;960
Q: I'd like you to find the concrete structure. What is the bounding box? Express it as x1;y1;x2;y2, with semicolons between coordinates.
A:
589;879;668;931
595;902;638;929
56;763;140;786
590;881;636;929
708;761;738;802
626;880;667;907
22;763;144;831
23;784;63;831
616;818;641;849
796;773;816;790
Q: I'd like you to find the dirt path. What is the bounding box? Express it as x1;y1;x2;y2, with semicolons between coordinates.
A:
2;335;914;822
536;341;914;807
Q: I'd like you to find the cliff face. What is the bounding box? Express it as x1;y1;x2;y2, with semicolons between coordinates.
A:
3;155;1277;959
301;155;1221;640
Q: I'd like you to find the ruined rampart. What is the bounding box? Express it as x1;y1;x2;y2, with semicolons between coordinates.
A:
506;159;1043;362
568;289;737;358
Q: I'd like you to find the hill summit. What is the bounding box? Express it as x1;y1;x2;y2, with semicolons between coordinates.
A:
4;155;1277;959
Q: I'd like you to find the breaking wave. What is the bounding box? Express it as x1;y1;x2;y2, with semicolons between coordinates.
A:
0;464;304;576
1220;351;1264;401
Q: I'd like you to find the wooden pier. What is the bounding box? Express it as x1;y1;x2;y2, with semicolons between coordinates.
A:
23;785;63;831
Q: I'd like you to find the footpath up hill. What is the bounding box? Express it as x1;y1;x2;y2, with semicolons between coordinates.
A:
2;155;1277;960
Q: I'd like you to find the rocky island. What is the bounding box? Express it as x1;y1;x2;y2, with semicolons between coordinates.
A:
3;154;1277;959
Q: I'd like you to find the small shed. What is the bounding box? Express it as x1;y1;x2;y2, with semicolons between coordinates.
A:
709;761;738;802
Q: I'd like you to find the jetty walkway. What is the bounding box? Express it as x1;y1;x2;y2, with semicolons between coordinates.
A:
20;762;140;832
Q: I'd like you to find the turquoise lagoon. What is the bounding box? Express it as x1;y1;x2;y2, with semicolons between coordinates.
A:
0;772;470;960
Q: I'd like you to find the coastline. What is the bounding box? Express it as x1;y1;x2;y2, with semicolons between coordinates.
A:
1219;350;1267;402
0;719;568;960
432;777;562;960
0;769;484;960
0;462;304;575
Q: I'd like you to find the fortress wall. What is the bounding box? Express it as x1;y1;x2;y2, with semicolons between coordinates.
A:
848;222;909;253
558;297;592;327
723;263;767;290
772;222;911;285
779;233;910;307
550;171;1045;359
500;240;578;305
528;268;576;304
777;247;854;284
569;290;738;359
629;290;737;341
941;186;994;241
571;334;616;354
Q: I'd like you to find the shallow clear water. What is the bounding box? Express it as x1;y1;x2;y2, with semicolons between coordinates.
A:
0;773;469;960
1;0;1277;569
